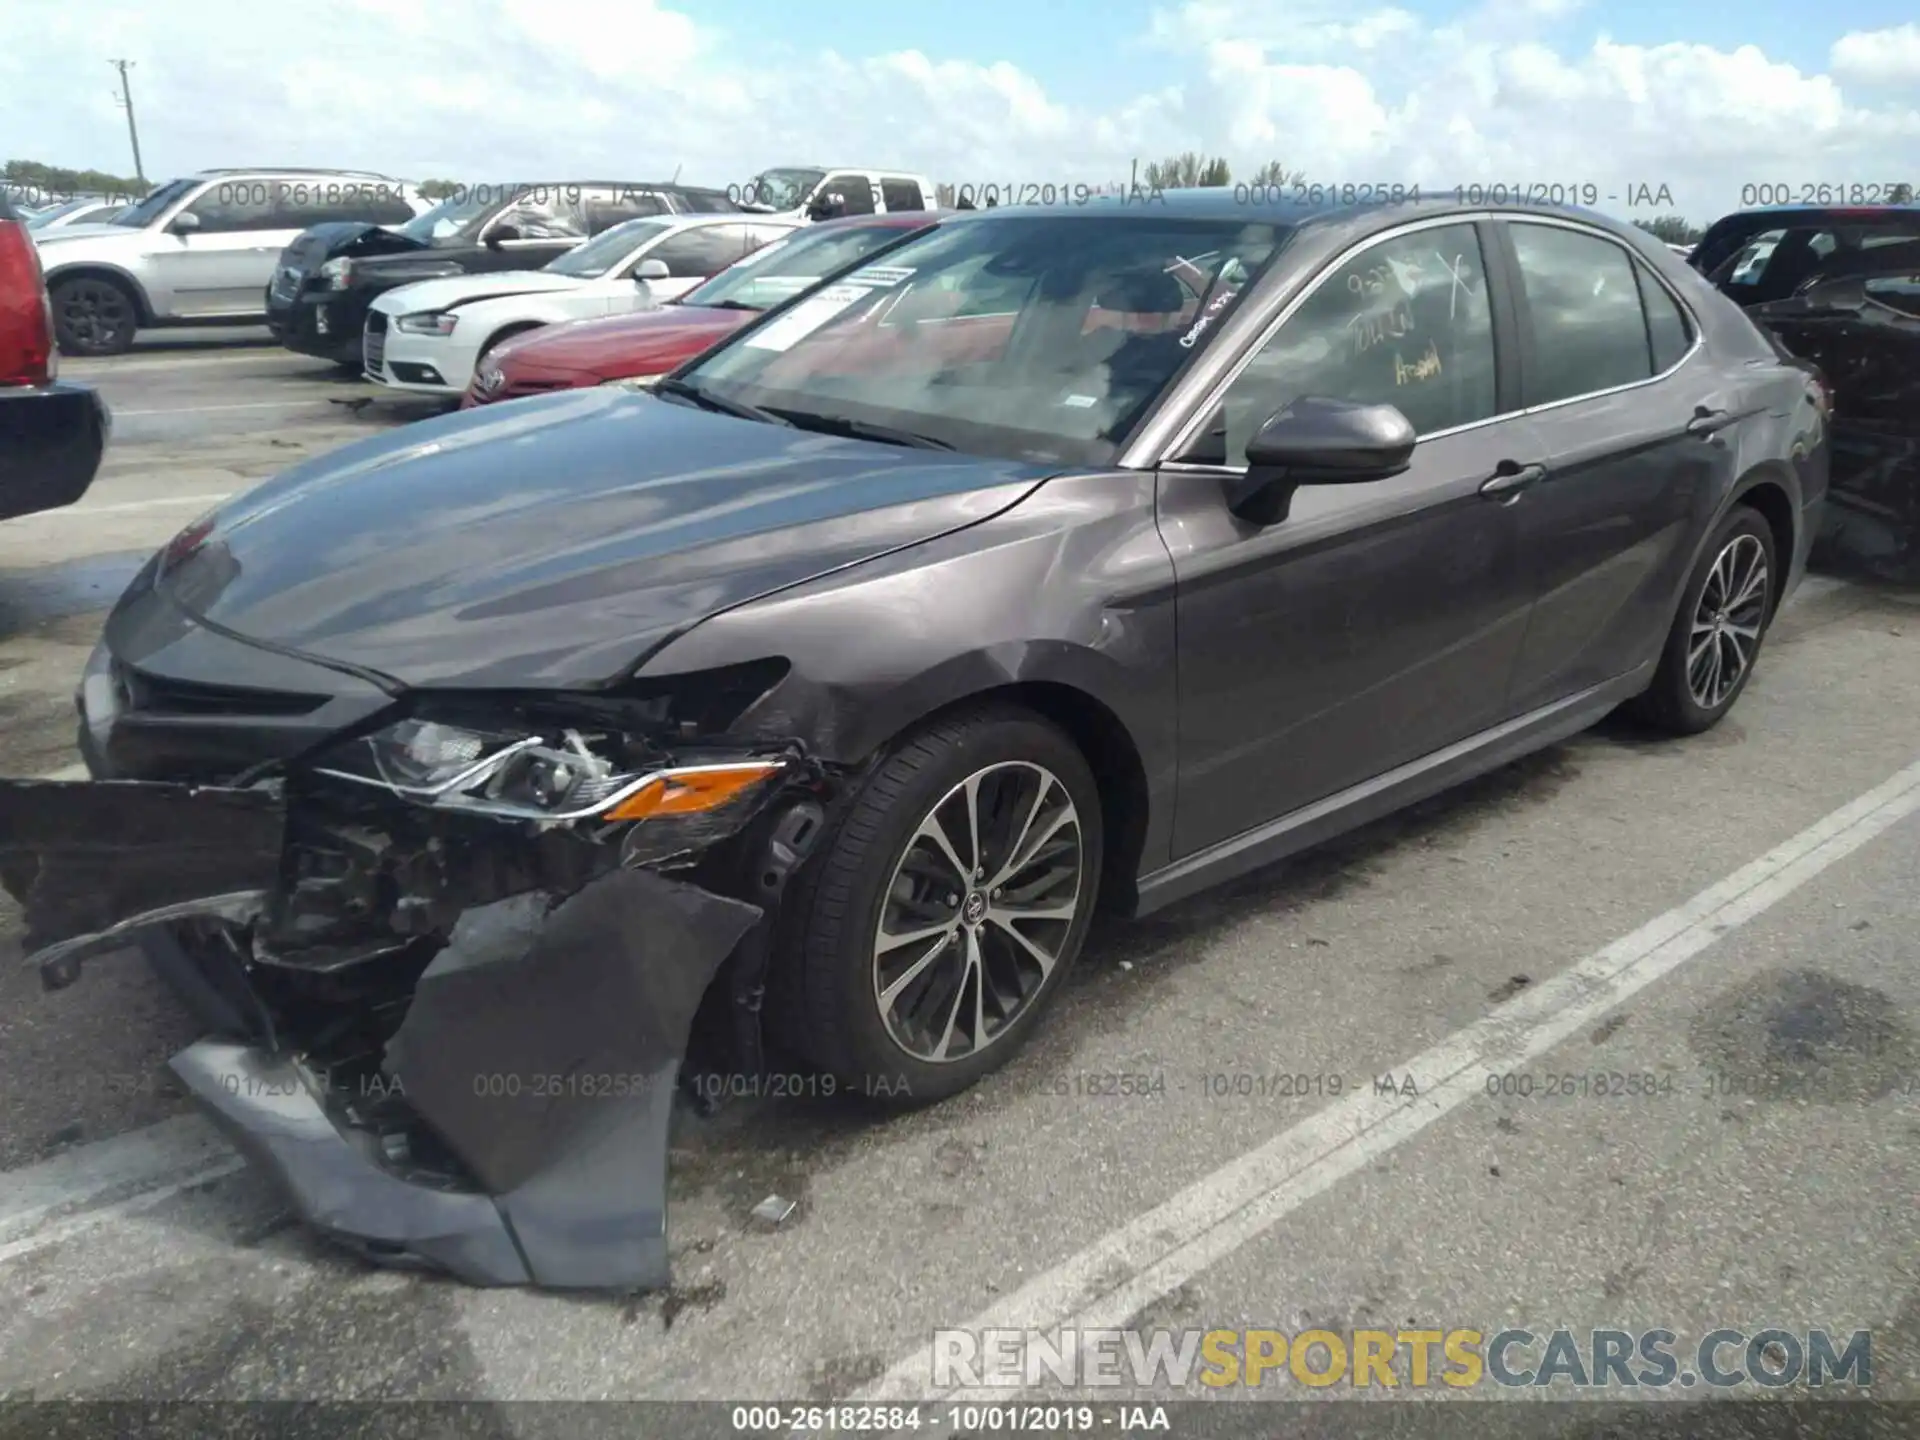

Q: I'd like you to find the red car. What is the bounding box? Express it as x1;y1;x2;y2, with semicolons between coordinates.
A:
1;189;109;520
461;211;941;407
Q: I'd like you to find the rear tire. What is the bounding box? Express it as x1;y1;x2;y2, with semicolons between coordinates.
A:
50;275;140;357
1626;504;1778;734
774;706;1103;1107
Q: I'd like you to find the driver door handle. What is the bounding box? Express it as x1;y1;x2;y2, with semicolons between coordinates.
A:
1479;461;1547;500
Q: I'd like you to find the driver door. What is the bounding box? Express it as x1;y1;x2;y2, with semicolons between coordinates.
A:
1157;220;1542;856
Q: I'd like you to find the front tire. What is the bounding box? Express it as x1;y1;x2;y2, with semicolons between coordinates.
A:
1627;504;1777;734
776;706;1103;1106
50;275;140;357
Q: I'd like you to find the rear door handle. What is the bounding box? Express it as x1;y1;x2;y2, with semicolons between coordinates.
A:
1687;404;1736;437
1479;462;1547;499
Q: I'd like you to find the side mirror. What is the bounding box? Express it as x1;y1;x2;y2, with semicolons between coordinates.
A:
486;223;521;248
634;258;669;282
1225;396;1416;525
168;210;201;235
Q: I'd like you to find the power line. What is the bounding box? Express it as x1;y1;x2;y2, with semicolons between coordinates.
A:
108;58;145;186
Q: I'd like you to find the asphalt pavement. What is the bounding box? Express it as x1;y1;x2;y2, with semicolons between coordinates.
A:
0;339;1915;1434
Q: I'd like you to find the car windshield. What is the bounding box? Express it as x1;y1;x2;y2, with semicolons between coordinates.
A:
111;178;195;227
679;222;922;311
680;211;1292;465
743;168;825;211
396;193;495;242
544;218;675;278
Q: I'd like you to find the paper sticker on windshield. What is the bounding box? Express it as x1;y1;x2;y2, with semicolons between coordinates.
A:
744;284;873;351
1060;394;1098;408
848;265;914;288
752;276;817;299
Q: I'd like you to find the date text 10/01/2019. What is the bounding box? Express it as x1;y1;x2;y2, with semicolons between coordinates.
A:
936;181;1682;210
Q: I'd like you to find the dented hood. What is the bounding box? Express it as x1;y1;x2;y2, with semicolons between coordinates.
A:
496;304;749;379
371;270;591;315
154;387;1053;689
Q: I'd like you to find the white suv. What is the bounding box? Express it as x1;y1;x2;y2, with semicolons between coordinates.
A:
733;167;935;222
33;169;430;356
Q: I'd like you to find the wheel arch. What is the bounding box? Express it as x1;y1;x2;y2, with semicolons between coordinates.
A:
873;678;1153;916
479;319;547;359
43;262;154;325
1726;468;1797;619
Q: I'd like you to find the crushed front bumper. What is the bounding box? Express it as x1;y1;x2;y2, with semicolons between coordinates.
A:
0;777;775;1290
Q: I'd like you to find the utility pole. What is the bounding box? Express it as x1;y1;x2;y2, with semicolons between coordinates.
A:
109;59;145;188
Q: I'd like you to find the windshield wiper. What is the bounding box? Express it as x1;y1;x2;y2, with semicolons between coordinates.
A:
700;299;762;312
762;408;955;450
650;376;790;426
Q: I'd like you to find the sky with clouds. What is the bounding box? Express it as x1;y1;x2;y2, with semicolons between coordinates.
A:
3;0;1918;223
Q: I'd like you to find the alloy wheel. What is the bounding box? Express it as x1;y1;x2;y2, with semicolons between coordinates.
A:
57;280;133;352
870;760;1084;1063
1687;532;1769;710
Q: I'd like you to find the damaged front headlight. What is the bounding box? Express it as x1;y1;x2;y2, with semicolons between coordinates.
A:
315;718;787;826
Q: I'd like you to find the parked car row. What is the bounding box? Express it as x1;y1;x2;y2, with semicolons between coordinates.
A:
22;164;939;360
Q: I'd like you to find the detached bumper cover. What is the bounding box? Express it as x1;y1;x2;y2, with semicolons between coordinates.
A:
0;778;762;1289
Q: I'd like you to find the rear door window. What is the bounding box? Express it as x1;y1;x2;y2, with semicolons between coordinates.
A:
880;179;926;213
821;174;877;216
585;187;668;232
1508;222;1656;405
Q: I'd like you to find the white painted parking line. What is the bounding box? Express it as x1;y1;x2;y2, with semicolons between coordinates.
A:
0;1114;242;1264
30;493;232;520
114;401;338;418
853;754;1920;1417
64;350;280;373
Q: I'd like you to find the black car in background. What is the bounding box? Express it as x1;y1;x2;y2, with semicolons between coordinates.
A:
2;192;1826;1293
1691;204;1920;581
0;189;109;521
267;182;740;365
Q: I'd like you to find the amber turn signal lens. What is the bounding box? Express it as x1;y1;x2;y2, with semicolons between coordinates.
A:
602;762;785;821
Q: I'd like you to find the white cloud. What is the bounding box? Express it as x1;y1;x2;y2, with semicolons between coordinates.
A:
2;0;1917;223
1830;23;1920;86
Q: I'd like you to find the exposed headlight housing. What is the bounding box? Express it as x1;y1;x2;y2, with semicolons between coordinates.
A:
314;718;787;825
395;311;458;336
599;373;664;390
319;257;353;290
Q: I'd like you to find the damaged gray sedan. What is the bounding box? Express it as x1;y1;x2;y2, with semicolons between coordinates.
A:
1;190;1827;1289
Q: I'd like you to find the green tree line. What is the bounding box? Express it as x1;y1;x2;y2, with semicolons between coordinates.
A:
4;158;148;200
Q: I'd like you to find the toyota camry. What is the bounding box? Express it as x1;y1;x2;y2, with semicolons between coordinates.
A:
0;190;1828;1292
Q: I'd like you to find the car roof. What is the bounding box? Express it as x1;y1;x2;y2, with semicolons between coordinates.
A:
810;210;949;230
191;167;406;180
956;184;1645;233
648;212;798;229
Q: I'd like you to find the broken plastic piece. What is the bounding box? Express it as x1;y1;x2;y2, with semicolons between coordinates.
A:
749;1194;797;1228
